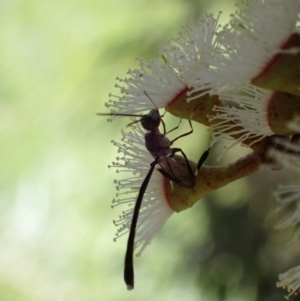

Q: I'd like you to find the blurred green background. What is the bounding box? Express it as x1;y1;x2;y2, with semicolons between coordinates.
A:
1;0;298;300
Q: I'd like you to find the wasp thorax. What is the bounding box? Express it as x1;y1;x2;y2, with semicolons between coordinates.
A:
140;109;160;131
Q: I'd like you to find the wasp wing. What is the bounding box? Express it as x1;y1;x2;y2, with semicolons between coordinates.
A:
157;155;197;188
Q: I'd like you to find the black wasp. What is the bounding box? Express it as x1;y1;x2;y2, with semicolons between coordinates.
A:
98;92;210;290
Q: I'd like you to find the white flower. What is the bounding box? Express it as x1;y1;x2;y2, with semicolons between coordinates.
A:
274;183;300;211
268;137;300;232
111;124;174;256
105;13;226;116
105;58;188;119
208;85;274;151
105;0;300;121
192;0;300;96
160;13;225;100
221;0;299;80
275;205;300;231
269;136;300;172
277;265;300;300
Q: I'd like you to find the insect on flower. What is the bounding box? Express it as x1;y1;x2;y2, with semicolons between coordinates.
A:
98;92;210;290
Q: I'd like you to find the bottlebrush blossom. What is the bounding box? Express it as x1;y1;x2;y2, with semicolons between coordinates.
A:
192;0;300;97
110;123;174;256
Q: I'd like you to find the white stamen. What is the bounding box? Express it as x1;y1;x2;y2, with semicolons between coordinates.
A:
160;13;226;101
192;0;300;96
209;85;274;155
105;59;188;118
277;265;300;299
268;138;300;236
111;124;173;255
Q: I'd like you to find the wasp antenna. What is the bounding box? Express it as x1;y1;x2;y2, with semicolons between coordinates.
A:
127;119;141;127
143;91;159;110
97;112;144;117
